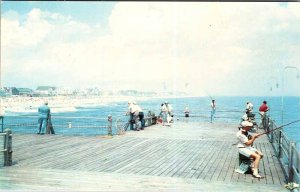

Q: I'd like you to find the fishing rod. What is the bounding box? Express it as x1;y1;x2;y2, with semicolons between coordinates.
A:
205;91;213;101
257;119;300;136
232;119;300;146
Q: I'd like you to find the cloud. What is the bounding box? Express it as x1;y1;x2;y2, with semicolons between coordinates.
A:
1;2;300;96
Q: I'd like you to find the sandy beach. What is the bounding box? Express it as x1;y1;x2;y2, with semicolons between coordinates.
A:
0;95;190;115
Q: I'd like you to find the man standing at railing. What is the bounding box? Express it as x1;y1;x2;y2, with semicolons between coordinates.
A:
37;101;50;135
134;102;145;130
125;101;134;131
259;101;269;129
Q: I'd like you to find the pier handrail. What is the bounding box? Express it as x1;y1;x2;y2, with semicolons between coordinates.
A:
0;112;158;136
0;128;12;166
262;116;300;184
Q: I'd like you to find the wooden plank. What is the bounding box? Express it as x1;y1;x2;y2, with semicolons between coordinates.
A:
58;137;139;170
206;141;230;181
1;121;288;191
20;136;99;168
147;140;190;176
171;140;208;178
104;139;167;173
179;140;209;178
194;141;224;180
14;136;89;166
134;139;182;175
145;140;189;176
159;141;195;177
125;139;174;174
214;142;234;181
99;139;164;172
183;141;217;179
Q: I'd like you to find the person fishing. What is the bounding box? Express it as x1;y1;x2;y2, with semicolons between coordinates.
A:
184;106;190;118
259;100;269;128
246;101;254;113
210;99;216;123
236;121;263;178
37;101;51;135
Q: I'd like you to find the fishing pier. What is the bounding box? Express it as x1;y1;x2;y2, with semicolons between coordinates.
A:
1;117;298;191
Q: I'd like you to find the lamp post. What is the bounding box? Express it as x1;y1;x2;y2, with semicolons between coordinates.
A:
270;76;279;89
281;66;300;124
266;76;280;117
266;82;273;117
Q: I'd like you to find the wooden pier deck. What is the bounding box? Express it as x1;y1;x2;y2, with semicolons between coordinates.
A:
0;121;288;191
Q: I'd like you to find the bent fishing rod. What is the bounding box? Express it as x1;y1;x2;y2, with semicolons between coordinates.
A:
232;119;300;146
257;119;300;136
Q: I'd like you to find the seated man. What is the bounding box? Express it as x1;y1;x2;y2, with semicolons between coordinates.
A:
236;121;264;178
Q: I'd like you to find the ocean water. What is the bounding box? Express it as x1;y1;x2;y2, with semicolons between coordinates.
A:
1;96;299;148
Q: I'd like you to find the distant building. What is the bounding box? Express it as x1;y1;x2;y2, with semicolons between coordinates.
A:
0;88;6;97
2;87;33;96
53;87;74;96
16;88;34;96
36;86;56;96
3;87;18;95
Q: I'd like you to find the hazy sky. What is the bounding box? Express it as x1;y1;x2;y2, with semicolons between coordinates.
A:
1;2;300;96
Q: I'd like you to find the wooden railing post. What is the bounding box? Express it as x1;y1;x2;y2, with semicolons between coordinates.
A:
107;115;112;136
0;116;3;133
147;111;152;126
278;131;282;158
288;141;295;182
269;120;274;143
4;128;12;166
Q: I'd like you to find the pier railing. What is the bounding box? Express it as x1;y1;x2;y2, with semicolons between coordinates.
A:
0;112;157;136
262;115;300;184
0;129;12;167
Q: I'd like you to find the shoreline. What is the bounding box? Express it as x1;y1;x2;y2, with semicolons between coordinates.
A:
0;95;197;114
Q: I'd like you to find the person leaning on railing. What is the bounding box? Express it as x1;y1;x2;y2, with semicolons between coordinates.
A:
236;121;264;178
125;101;135;131
37;101;50;135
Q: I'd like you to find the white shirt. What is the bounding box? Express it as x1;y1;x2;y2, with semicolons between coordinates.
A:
128;103;134;113
184;107;189;113
131;104;140;113
211;102;216;110
135;104;142;112
167;104;172;113
242;113;249;121
246;102;253;112
161;104;167;112
236;130;250;148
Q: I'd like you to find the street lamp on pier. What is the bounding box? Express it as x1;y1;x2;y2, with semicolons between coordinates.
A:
281;66;300;124
270;76;279;89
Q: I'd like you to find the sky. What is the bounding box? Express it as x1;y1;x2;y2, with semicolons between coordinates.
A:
1;1;300;96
